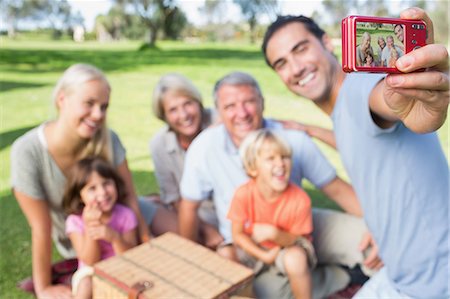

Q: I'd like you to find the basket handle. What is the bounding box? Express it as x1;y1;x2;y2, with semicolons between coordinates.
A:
128;280;154;299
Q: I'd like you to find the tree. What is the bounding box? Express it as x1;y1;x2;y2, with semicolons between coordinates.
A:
233;0;280;43
199;0;227;24
1;0;25;38
162;6;187;39
112;0;187;46
323;0;356;27
27;0;73;38
358;0;389;17
95;4;147;40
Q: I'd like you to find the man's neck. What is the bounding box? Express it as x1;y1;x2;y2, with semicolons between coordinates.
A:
316;65;346;116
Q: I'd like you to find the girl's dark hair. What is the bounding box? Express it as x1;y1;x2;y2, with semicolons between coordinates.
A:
262;15;326;67
63;157;127;215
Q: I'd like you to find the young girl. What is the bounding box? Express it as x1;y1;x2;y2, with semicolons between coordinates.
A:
63;157;138;299
227;129;316;299
363;52;376;67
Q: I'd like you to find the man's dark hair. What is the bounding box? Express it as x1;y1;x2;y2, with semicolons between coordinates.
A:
394;24;403;30
262;15;326;67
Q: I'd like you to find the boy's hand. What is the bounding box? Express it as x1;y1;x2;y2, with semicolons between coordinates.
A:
261;246;281;265
252;223;278;243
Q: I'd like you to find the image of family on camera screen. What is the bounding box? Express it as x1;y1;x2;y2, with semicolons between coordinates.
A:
355;23;405;67
10;6;448;299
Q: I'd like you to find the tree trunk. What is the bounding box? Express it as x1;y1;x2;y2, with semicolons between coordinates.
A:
249;16;256;44
149;26;157;46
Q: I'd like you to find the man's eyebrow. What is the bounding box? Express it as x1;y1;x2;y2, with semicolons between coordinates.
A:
271;39;309;68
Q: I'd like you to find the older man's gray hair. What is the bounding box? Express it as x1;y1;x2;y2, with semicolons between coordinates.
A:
213;72;263;106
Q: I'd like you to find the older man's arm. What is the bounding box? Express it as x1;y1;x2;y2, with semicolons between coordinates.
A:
178;198;201;242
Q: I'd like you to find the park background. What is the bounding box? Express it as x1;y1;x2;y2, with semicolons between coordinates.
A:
1;0;448;297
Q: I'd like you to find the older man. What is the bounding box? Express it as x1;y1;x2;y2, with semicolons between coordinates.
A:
380;35;403;66
178;72;378;298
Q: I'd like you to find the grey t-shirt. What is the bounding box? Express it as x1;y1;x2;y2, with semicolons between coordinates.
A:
149;109;213;204
10;123;126;258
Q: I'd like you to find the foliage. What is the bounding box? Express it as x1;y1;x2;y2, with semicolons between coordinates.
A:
233;0;280;43
162;6;187;40
1;0;80;39
95;5;146;40
116;0;186;46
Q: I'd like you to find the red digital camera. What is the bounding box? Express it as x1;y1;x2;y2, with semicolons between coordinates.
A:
342;16;427;73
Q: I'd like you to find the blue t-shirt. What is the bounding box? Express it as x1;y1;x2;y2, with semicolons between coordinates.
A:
180;119;336;242
332;73;449;297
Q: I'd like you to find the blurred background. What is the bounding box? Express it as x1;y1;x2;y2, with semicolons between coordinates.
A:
1;0;448;45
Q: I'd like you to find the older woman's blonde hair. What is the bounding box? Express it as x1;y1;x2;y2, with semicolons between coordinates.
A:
52;63;113;163
239;129;292;177
152;73;203;121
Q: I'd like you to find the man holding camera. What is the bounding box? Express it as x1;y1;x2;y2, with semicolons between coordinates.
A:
262;7;448;298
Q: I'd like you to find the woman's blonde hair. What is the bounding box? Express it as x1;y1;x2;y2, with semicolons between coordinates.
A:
53;63;113;162
239;129;292;177
152;73;203;121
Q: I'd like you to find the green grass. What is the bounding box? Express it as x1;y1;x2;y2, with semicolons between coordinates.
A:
1;38;448;298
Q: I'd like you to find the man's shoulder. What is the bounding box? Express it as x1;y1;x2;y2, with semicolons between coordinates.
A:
191;124;225;148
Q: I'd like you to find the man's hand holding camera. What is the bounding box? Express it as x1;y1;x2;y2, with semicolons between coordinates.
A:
384;7;449;133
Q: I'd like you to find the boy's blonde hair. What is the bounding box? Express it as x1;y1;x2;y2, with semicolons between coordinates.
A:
52;63;113;162
239;129;292;177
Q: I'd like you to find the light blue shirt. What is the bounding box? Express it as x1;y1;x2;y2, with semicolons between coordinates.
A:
180;119;336;242
332;73;449;298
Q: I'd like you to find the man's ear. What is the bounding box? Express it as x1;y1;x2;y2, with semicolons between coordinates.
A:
322;34;334;52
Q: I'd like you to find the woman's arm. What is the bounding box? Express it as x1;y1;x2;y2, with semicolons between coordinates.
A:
14;190;72;299
67;230;101;266
150;139;180;205
117;159;151;242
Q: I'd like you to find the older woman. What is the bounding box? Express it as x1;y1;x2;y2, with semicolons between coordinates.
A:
11;64;170;298
150;73;220;247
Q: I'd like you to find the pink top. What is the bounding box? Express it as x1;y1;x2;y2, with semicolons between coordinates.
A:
65;203;137;268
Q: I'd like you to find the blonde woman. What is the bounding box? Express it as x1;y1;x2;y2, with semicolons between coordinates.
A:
356;32;374;67
150;73;221;248
11;64;169;298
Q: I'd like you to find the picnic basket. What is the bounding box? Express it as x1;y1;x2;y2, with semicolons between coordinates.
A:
93;232;254;298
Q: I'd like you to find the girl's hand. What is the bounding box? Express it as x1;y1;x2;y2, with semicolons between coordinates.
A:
261;246;281;265
86;224;118;242
82;201;102;225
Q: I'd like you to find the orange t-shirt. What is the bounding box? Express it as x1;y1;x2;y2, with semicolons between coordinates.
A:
227;179;313;249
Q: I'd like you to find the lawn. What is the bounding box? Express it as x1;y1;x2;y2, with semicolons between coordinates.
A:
1;38;448;298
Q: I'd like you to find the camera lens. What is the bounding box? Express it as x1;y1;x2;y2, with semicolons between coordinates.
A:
413;46;421;50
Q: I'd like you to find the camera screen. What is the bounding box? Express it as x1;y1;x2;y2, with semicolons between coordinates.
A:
355;21;404;67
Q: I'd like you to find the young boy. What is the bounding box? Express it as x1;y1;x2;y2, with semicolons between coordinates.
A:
227;129;316;299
